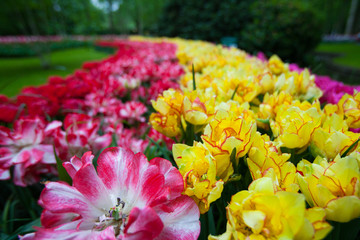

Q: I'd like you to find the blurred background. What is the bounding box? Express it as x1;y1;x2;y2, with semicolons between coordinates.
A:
0;0;359;96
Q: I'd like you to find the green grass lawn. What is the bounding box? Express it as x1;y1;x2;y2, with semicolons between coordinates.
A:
0;47;110;97
316;42;360;69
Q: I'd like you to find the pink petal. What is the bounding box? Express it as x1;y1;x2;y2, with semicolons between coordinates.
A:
91;133;112;152
150;157;184;200
40;182;103;219
44;120;62;136
140;165;168;206
0;166;10;180
97;147;146;192
73;163;113;209
24;227;116;240
123;207;164;240
41;210;79;228
63;152;94;178
154;196;200;240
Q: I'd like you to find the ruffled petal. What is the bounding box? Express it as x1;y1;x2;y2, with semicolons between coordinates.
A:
154;196;200;240
150;157;184;200
63;152;94;179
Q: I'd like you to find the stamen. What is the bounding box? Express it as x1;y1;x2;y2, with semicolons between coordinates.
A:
93;197;128;236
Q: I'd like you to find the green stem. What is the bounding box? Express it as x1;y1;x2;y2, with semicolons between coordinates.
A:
12;186;37;220
231;84;240;100
341;137;360;157
199;213;209;240
192;63;196;91
2;195;12;234
185;122;195;146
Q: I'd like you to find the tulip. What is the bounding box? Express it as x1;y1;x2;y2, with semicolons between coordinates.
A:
297;154;360;222
172;142;224;214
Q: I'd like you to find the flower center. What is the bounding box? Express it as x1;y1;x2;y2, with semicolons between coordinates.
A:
93;197;128;236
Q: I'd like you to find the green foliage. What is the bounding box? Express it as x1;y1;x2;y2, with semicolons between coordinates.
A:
240;0;324;64
156;0;252;42
0;0;107;36
115;0;168;34
157;0;324;64
0;183;42;239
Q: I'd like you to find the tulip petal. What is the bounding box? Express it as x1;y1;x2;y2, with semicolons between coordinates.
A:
325;196;360;222
155;196;200;240
40;182;103;219
124;207;164;240
242;210;266;234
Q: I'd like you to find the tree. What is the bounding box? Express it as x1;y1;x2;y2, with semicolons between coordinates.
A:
345;0;359;34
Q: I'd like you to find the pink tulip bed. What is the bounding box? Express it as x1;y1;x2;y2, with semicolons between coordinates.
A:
0;38;359;240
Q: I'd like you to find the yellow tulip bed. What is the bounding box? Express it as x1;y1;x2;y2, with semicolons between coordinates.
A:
134;36;360;239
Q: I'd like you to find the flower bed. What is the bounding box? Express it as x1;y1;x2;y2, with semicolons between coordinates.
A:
0;37;359;239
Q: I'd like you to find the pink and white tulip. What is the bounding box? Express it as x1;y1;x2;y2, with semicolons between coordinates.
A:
0;117;57;186
54;113;112;161
22;147;200;239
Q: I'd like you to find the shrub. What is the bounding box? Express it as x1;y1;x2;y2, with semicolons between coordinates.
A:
240;0;324;64
156;0;252;42
157;0;324;64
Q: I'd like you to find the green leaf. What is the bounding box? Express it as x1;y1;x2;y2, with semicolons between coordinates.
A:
227;174;242;182
230;147;237;171
192;63;196;91
231;84;240;100
325;218;360;240
5;218;41;240
54;146;72;185
256;118;270;124
2;196;12;234
109;133;118;147
185;121;195;146
341;137;360;158
208;206;216;235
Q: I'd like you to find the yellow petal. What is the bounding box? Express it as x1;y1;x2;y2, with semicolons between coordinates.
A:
325;196;360;222
242;210;266;234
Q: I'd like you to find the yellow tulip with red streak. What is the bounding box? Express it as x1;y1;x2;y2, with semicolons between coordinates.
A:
201;109;256;181
247;132;299;192
297;154;360;222
209;177;332;240
172;142;224;214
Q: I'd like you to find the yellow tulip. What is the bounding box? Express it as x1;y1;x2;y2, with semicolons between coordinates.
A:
268;55;286;75
173;142;224;214
202;110;257;181
210;177;330;240
271;105;322;149
183;89;216;127
297;154;360;222
149;112;182;138
256;92;293;130
337;92;360;128
310;114;360;159
150;88;184;138
294;207;333;240
247;132;298;192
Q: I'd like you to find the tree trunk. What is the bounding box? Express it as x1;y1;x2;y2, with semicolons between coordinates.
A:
108;0;114;33
23;0;51;69
345;0;359;34
134;0;143;35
